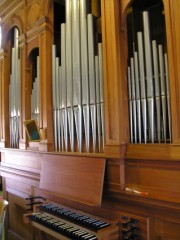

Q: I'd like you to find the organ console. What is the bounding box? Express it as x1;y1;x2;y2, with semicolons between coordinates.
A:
24;201;119;240
23;154;120;240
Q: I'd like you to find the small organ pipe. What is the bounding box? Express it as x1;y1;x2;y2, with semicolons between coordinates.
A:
127;67;133;143
98;43;105;148
130;57;137;143
152;40;161;142
134;51;142;143
164;53;172;142
158;44;167;142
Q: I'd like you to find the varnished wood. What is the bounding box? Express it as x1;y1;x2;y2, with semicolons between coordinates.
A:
163;0;180;144
0;0;180;239
101;0;129;151
40;154;106;206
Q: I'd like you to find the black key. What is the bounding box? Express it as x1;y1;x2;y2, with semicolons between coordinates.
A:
77;216;89;221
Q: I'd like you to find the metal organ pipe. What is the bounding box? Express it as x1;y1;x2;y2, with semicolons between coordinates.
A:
98;43;105;149
130;57;137;144
158;44;167;143
127;10;172;144
72;0;82;153
52;45;58;151
134;51;142;143
164;53;172;142
31;56;40;124
80;0;90;153
137;32;147;143
52;0;104;153
127;66;133;143
66;0;74;152
9;27;20;148
61;23;68;152
143;11;155;143
152;40;161;143
87;13;97;153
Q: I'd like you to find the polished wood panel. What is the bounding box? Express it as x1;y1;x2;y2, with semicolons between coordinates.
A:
125;158;180;203
101;0;129;152
40;154;106;206
150;219;180;240
164;0;180;144
7;192;34;240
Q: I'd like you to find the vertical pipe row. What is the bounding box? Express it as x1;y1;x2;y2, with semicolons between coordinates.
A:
52;0;104;152
127;10;171;144
9;27;21;148
31;56;40;124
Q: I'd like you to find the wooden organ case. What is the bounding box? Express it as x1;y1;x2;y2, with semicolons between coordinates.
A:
0;0;179;240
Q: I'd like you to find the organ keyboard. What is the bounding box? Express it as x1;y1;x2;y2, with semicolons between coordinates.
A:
24;201;119;240
23;155;119;239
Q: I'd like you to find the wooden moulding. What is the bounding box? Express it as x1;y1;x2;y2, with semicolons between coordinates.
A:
126;143;180;161
0;149;41;174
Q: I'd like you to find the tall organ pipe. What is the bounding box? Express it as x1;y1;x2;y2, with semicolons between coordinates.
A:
52;1;104;153
143;11;155;143
66;0;74;152
137;32;147;143
88;13;97;152
61;23;68;151
80;0;90;152
72;0;82;152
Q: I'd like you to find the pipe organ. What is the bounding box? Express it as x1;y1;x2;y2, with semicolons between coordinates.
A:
52;0;104;153
127;6;172;144
0;0;180;240
9;27;21;148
